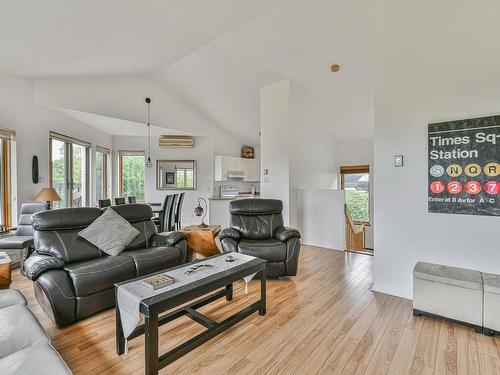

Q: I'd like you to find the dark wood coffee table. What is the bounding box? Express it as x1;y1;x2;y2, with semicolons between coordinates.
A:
115;254;267;375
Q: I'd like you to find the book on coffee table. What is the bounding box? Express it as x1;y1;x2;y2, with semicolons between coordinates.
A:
142;274;175;290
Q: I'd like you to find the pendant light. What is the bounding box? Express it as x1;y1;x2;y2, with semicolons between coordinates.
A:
145;97;153;168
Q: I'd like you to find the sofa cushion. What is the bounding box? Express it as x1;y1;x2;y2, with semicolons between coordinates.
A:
483;273;500;295
0;305;49;359
0;343;71;375
237;239;286;262
413;262;482;291
0;289;26;309
126;246;183;276
64;255;136;296
79;208;140;256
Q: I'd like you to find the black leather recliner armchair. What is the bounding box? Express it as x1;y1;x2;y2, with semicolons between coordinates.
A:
24;204;188;326
218;199;301;278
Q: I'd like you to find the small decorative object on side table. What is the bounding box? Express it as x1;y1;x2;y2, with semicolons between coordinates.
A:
194;198;208;228
0;252;11;289
182;225;221;259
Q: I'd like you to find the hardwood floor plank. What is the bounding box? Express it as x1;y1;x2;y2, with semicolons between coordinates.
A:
386;311;425;374
9;246;499;375
363;299;413;375
456;324;480;375
338;296;401;375
408;317;440;374
433;321;458;375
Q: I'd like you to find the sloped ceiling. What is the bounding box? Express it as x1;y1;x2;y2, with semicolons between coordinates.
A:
0;0;283;77
0;0;374;145
157;0;374;145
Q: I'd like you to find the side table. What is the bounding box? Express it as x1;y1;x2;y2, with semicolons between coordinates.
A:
182;225;222;259
0;252;12;289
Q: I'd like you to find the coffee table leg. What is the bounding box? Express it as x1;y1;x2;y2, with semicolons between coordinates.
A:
116;299;126;355
259;271;267;316
225;283;233;301
145;312;159;375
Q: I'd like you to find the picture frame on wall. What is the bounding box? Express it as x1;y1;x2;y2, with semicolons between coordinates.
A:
166;172;175;185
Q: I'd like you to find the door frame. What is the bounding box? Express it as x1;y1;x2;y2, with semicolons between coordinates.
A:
49;132;91;207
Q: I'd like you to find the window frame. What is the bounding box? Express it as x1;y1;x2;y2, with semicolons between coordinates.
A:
0;128;14;228
95;146;110;201
340;164;370;225
118;150;145;200
49;132;91;207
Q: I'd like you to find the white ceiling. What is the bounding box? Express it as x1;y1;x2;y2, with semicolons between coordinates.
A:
0;0;282;77
158;0;374;143
0;0;374;144
45;105;190;136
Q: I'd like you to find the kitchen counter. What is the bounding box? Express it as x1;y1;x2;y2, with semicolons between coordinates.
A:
209;194;260;227
209;194;260;200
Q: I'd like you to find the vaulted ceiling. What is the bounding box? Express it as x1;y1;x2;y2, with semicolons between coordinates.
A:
0;0;374;145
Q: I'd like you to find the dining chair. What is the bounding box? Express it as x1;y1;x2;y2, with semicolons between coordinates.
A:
128;196;137;204
174;192;185;230
160;195;175;232
169;194;179;231
114;197;126;205
98;199;111;208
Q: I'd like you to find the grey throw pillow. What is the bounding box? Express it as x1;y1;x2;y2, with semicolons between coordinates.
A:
79;207;140;256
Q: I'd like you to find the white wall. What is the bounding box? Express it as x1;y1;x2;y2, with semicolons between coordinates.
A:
0;74;112;213
112;130;243;227
297;189;345;250
373;0;500;299
260;80;290;224
337;139;374;249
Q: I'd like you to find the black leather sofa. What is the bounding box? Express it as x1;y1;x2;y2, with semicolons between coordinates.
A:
218;199;301;278
24;204;188;326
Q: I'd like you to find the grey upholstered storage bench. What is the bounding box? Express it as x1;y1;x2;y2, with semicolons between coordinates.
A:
482;273;500;336
413;262;483;332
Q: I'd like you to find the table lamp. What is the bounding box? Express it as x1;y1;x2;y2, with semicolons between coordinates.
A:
194;198;208;228
34;187;62;209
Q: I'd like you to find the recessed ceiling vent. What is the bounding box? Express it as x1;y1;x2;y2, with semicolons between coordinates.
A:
158;135;195;148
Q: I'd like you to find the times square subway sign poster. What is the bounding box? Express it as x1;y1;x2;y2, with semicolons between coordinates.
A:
428;115;500;216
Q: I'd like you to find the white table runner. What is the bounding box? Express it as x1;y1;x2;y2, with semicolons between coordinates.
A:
117;253;257;338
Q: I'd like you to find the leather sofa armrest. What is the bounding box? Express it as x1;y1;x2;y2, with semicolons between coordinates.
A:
218;228;241;241
151;231;187;247
275;226;301;242
24;254;65;281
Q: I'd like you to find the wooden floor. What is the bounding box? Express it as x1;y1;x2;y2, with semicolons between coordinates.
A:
12;245;500;374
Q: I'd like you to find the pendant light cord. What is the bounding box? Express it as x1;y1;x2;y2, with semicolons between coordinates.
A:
147;102;151;159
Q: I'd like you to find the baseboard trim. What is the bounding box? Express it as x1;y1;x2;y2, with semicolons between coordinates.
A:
371;284;413;300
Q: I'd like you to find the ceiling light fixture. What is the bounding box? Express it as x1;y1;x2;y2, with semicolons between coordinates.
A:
145;97;153;168
330;64;340;72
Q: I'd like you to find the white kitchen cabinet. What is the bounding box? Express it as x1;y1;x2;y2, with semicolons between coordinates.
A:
244;159;260;182
214;155;260;182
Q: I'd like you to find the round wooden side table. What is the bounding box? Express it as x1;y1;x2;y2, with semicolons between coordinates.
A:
182;225;222;259
0;252;12;289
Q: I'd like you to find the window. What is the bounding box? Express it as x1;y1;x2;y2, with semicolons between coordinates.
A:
95;147;110;202
50;132;90;208
175;168;194;189
118;151;145;200
340;165;370;223
0;128;14;227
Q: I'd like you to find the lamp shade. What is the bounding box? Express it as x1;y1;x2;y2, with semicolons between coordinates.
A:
34;187;62;202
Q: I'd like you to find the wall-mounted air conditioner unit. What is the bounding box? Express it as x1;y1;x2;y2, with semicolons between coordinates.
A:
158;135;194;148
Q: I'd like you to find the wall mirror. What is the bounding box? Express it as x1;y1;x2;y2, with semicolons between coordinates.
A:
156;160;196;190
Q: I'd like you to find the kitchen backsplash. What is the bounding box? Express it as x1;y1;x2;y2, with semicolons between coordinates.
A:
213;181;260;196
